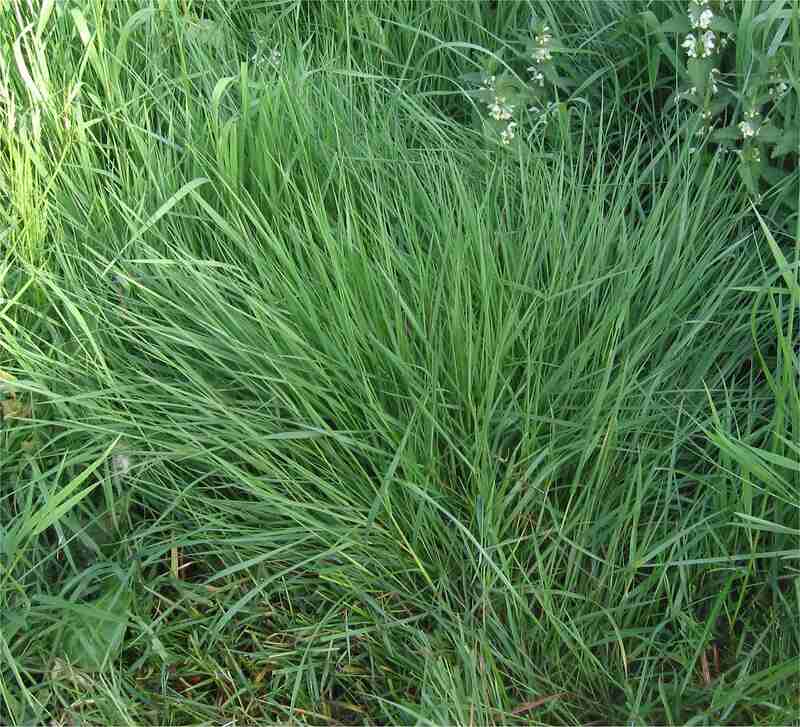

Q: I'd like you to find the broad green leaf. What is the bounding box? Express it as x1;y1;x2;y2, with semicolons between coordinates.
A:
711;17;737;35
756;125;784;143
760;163;789;184
737;160;759;196
771;125;799;157
687;58;713;99
59;575;133;672
711;125;741;141
659;15;691;34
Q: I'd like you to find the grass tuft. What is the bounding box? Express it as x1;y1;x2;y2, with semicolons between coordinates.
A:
1;1;797;725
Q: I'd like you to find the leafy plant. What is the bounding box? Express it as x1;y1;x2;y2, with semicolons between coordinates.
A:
459;16;583;149
643;0;799;222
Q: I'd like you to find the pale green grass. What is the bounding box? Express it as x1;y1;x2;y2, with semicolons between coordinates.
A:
1;1;798;725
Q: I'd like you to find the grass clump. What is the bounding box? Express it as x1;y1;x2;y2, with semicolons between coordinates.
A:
1;1;798;725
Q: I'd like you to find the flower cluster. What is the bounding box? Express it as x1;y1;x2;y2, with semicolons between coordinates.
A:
481;76;514;121
688;1;714;30
523;21;562;124
681;1;730;60
738;109;761;139
529;101;558;117
682;30;716;59
464;19;569;150
682;67;722;102
769;80;789;100
479;76;518;145
530;26;553;64
500;122;518;145
709;68;721;95
644;0;796;210
251;47;281;69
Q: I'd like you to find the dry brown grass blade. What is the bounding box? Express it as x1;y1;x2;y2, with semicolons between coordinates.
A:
510;692;569;716
700;643;722;686
700;649;712;686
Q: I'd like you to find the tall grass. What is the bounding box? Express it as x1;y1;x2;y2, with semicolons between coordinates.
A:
1;1;797;725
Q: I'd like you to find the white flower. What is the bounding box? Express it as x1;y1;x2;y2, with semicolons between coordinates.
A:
682;33;698;58
252;48;281;69
769;81;789;98
699;8;714;28
701;31;716;57
488;96;514;121
500;121;518;145
689;2;715;29
738;120;759;138
527;68;544;86
687;0;714;30
709;68;720;94
532;46;552;63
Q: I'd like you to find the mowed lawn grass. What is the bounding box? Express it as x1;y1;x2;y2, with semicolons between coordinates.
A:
1;1;798;725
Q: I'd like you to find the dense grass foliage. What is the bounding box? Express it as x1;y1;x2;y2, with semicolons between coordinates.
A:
1;1;798;725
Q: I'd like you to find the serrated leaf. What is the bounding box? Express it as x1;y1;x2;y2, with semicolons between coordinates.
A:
688;58;713;99
771;125;799;157
494;77;517;95
737;160;759;196
760;164;789;184
711;125;741;141
756;125;784;143
659;15;691;34
639;10;661;32
711;17;737;35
